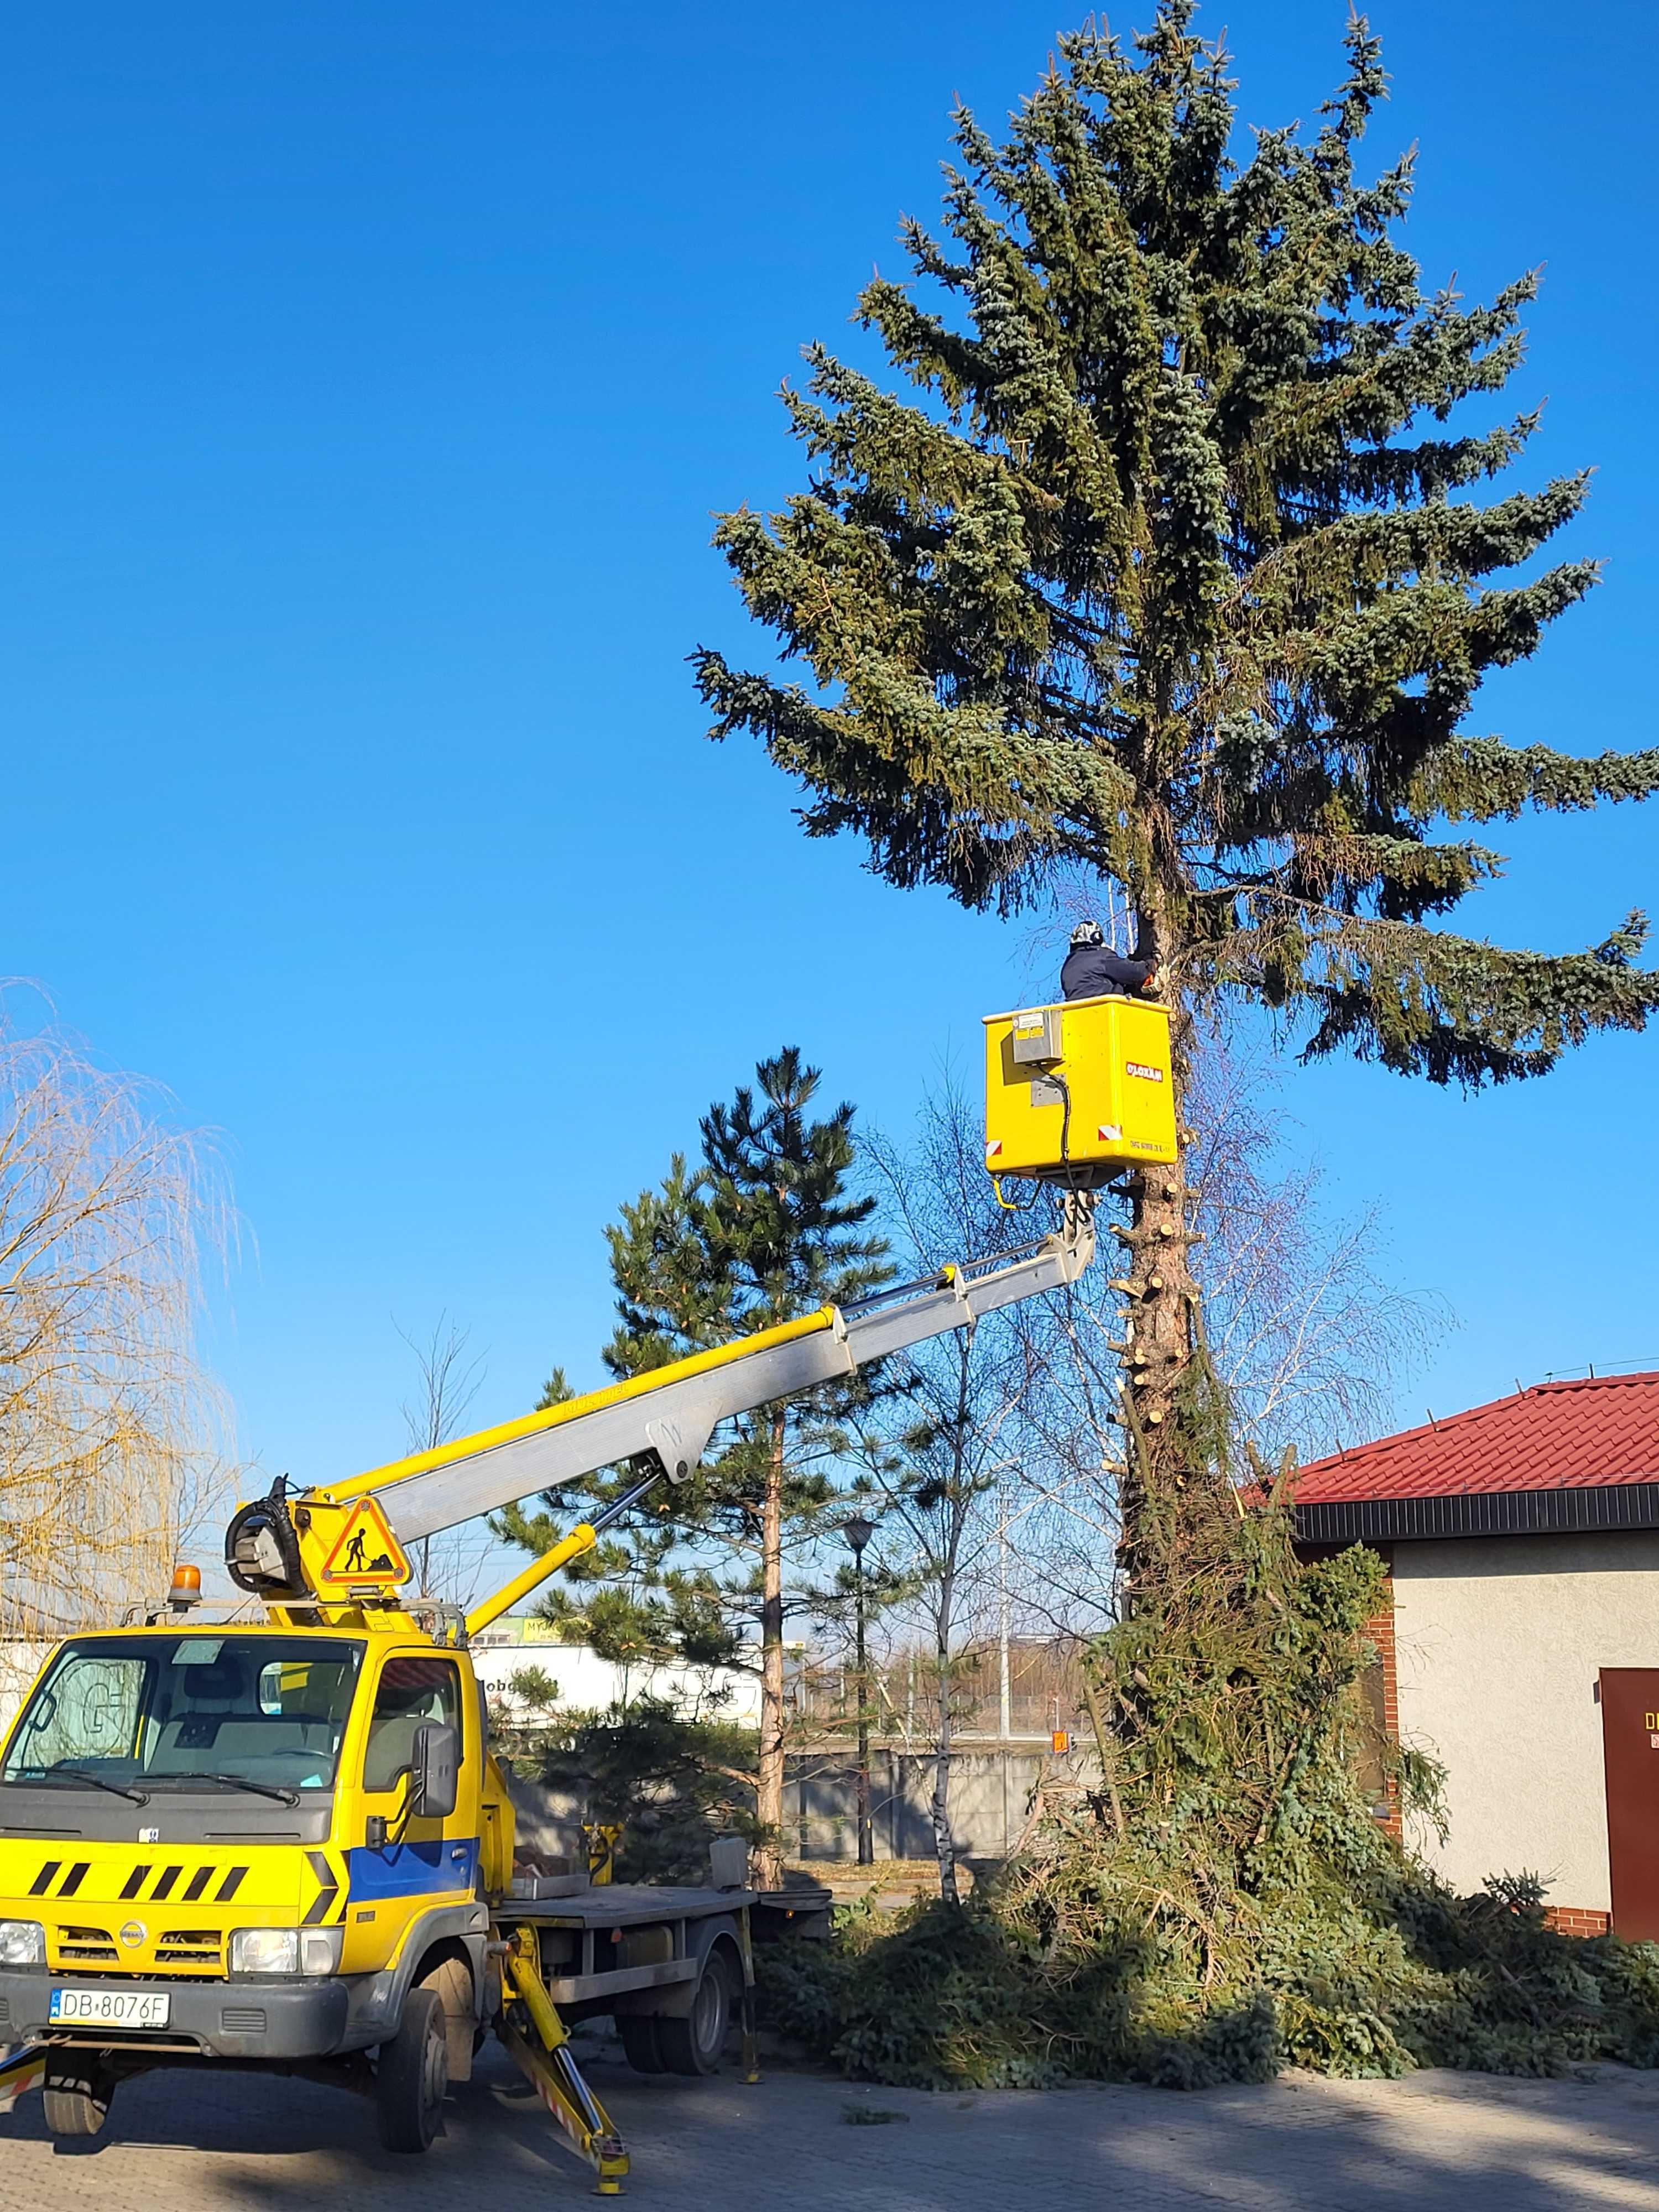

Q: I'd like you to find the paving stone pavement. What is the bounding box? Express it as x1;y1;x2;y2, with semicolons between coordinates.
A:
3;2036;1658;2211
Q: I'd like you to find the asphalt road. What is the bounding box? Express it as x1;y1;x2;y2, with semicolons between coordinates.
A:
3;2035;1658;2211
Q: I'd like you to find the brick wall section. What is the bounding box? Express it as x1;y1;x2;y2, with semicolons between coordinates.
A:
1546;1906;1612;1937
1365;1584;1402;1841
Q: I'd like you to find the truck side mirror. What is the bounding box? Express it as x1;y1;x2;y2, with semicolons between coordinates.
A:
409;1720;460;1819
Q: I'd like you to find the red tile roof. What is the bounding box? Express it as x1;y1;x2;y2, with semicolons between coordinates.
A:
1292;1373;1659;1504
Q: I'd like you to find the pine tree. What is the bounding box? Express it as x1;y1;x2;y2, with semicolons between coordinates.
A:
501;1050;891;1885
694;4;1659;1580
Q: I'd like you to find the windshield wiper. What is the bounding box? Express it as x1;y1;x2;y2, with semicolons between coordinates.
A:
158;1770;300;1807
32;1762;150;1806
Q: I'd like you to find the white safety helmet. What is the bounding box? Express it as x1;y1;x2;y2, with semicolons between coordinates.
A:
1070;920;1105;947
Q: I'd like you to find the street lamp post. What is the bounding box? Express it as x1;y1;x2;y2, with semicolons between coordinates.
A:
843;1513;875;1866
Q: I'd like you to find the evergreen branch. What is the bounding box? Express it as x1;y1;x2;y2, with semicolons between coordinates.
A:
1211;898;1659;1084
1236;476;1591;608
1409;737;1659;822
1286;563;1598;703
1337;410;1543;505
693;651;1142;907
1273;831;1505;921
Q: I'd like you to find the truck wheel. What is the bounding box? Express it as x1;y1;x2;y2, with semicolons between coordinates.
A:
420;1954;476;2083
43;2058;113;2137
657;1947;735;2078
617;2016;666;2074
377;1984;448;2152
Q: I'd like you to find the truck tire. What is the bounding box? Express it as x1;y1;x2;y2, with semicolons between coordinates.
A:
420;1953;476;2083
657;1945;735;2077
617;2016;666;2074
43;2057;113;2137
377;1984;448;2152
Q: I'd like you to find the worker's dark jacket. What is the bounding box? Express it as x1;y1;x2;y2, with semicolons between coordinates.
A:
1060;945;1152;1000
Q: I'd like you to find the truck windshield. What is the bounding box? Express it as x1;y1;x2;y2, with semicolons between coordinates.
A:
1;1636;365;1796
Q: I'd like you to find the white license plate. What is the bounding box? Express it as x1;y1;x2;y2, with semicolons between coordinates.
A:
49;1988;170;2028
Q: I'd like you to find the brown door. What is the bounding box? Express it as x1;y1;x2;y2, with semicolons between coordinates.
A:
1599;1669;1659;1939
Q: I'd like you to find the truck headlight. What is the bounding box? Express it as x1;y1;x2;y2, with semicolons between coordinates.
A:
230;1927;298;1975
0;1919;44;1966
229;1926;342;1976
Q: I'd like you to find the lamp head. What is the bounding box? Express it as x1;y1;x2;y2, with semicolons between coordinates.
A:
168;1562;203;1612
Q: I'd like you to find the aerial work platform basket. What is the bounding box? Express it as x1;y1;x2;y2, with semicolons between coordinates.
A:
983;993;1176;1186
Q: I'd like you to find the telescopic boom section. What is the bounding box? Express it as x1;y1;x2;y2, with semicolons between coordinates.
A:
224;1200;1095;1621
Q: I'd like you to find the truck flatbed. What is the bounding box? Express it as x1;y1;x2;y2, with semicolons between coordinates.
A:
504;1882;760;1924
498;1881;833;2006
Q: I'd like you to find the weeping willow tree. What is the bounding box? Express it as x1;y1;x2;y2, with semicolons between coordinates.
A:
702;5;1659;2078
0;1009;227;1637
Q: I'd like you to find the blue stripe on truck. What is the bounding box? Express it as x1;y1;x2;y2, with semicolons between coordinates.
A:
346;1835;479;1901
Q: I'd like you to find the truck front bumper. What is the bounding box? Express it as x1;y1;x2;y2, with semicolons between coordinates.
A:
0;1970;363;2061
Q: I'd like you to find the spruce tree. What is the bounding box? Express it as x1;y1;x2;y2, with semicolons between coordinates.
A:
502;1050;891;1885
694;4;1659;1581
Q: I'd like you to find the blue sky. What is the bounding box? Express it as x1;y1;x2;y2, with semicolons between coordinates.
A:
1;0;1653;1503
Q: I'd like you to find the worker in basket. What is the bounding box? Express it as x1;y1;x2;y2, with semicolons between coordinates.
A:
1060;918;1159;1001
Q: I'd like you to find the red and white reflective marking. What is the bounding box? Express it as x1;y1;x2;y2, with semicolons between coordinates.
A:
0;2047;45;2114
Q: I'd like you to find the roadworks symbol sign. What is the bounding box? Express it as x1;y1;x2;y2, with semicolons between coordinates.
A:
319;1500;411;1587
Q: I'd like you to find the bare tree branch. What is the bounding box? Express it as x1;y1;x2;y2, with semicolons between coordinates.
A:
0;995;231;1633
394;1312;488;1603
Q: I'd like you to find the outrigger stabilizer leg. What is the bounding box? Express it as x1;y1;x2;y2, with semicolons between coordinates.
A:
499;1927;629;2195
738;1912;760;2084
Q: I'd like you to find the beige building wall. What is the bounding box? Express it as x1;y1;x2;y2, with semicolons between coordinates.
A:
1392;1531;1659;1913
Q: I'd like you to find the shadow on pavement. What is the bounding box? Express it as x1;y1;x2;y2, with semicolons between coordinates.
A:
3;2040;1658;2210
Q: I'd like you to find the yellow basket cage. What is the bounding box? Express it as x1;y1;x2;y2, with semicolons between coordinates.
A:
983;994;1176;1186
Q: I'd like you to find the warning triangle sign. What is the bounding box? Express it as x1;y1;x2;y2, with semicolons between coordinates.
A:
319;1499;411;1588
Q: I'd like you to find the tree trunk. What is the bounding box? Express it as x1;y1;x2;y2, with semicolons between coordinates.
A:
928;1343;976;1904
1112;958;1206;1599
754;1410;787;1888
931;1577;959;1903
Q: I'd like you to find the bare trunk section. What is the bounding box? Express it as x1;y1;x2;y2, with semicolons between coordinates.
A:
1114;1151;1204;1592
929;1337;975;1903
754;1410;787;1887
931;1582;959;1904
1112;947;1205;1599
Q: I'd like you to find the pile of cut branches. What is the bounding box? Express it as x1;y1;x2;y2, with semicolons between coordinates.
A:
759;1439;1659;2086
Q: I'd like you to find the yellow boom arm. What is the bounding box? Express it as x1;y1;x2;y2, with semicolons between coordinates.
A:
225;1199;1095;1615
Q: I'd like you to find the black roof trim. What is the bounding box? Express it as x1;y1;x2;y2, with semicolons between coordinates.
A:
1295;1484;1659;1545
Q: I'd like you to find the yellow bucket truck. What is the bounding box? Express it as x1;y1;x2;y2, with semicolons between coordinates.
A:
0;994;1163;2188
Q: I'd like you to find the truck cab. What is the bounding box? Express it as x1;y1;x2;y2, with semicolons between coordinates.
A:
0;1620;497;2146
